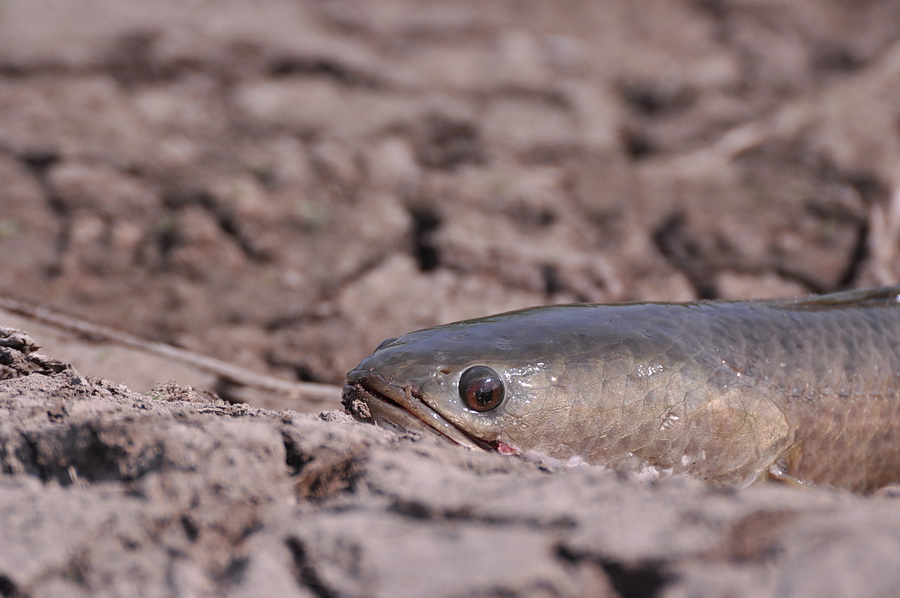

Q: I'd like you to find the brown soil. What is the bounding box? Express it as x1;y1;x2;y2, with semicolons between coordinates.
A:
2;1;900;596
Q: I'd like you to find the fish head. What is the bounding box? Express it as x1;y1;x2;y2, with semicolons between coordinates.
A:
342;309;586;454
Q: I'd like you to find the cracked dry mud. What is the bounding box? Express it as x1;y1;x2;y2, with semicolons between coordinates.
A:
4;0;900;596
5;0;900;387
2;337;900;598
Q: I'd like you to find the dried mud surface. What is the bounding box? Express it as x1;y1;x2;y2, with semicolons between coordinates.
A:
3;1;900;596
2;334;900;598
4;0;900;385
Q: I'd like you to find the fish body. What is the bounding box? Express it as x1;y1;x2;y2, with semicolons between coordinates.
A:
342;287;900;492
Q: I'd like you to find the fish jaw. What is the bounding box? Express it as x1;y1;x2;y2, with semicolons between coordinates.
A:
342;368;492;451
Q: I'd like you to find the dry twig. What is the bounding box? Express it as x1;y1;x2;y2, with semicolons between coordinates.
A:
0;296;342;407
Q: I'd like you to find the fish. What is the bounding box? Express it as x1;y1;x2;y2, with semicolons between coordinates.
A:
342;286;900;492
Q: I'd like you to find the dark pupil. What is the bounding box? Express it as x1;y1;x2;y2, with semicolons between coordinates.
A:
471;380;499;407
459;366;505;412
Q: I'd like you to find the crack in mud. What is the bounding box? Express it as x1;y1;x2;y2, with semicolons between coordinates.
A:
556;546;670;598
389;497;577;531
286;537;339;598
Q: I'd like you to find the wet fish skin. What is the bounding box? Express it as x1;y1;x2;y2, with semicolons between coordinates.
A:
342;287;900;492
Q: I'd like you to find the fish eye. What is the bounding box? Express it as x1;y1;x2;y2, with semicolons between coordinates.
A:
458;365;505;412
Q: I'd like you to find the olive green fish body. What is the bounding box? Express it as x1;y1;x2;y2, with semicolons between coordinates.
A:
343;287;900;492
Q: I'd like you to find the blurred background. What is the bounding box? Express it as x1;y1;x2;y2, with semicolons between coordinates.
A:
2;0;900;392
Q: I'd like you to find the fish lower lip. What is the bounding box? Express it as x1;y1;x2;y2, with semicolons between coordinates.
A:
341;370;490;450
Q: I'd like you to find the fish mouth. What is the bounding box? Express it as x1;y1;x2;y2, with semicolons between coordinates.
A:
342;368;491;451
